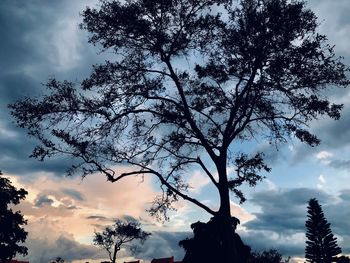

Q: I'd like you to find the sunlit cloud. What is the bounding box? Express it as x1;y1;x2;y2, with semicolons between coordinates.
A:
187;170;210;193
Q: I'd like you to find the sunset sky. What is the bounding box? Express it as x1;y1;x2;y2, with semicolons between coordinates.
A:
1;1;350;262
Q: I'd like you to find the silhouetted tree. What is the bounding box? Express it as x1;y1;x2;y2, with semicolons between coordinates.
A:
0;171;28;261
305;198;341;263
50;257;65;263
93;219;150;263
248;249;290;263
337;256;350;263
9;0;349;261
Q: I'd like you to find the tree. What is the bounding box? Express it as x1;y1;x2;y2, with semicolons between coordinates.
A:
248;249;290;263
9;0;349;261
305;198;342;263
337;256;350;263
0;171;28;261
93;219;150;263
50;257;65;263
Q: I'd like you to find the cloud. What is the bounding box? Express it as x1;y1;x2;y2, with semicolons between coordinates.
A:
34;194;54;207
0;0;102;178
22;234;103;263
187;171;210;193
240;230;306;258
307;0;350;59
329;159;350;170
135;231;189;261
62;188;86;201
86;215;109;221
245;188;332;233
230;202;255;225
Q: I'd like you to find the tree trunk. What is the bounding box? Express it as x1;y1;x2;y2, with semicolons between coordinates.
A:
180;157;250;263
217;159;239;263
112;246;118;263
216;156;250;263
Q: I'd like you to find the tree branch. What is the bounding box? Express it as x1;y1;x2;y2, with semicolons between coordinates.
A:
163;58;218;163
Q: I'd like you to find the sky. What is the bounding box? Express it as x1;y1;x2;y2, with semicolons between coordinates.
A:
1;0;350;262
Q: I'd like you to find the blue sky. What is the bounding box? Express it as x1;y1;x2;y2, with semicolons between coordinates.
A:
1;0;350;262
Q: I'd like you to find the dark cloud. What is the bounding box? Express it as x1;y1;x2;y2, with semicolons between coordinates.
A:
0;133;78;176
86;215;109;221
245;188;331;233
67;205;79;210
240;230;304;257
62;188;86;201
34;194;54;207
291;104;350;164
22;235;103;263
122;214;138;222
0;0;100;177
313;105;350;150
339;189;350;201
329;159;350;170
135;231;189;261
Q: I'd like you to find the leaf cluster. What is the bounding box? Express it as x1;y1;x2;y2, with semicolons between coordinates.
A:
0;171;28;261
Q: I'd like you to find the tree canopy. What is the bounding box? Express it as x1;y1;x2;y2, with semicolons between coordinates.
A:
305;198;342;263
0;171;28;261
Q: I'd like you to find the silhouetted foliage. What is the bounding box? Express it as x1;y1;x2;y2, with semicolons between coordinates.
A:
93;218;150;263
179;216;250;263
0;171;28;262
9;0;349;261
337;256;350;263
50;257;65;263
248;249;290;263
305;198;342;263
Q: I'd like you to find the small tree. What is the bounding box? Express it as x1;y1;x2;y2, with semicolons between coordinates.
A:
93;219;150;263
305;198;341;263
50;257;65;263
0;171;28;261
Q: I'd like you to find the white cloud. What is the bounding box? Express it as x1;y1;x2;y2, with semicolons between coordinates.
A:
315;151;333;165
265;179;278;191
318;174;326;184
49;19;84;71
230;202;255;225
316;151;333;160
317;174;326;189
187;170;211;193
